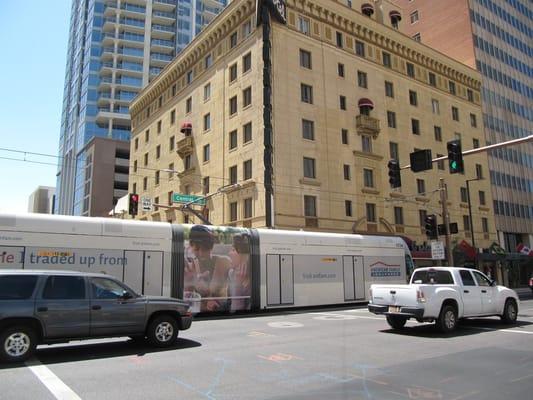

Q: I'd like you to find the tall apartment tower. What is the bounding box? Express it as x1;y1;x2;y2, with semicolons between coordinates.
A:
397;0;532;252
55;0;227;216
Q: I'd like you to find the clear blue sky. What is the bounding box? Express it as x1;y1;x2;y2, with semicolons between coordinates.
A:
0;1;70;213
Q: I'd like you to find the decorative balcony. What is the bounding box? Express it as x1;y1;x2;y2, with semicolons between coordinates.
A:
355;115;380;138
176;136;194;158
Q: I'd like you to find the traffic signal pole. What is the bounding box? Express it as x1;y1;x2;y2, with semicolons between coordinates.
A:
439;178;453;266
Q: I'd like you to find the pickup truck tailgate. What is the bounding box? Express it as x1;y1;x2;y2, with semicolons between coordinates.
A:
371;285;420;307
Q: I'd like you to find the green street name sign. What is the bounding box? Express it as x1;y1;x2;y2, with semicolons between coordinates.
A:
172;193;206;206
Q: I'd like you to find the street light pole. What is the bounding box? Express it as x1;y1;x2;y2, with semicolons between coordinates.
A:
466;177;482;265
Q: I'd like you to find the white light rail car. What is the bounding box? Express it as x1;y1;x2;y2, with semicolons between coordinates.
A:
0;213;414;313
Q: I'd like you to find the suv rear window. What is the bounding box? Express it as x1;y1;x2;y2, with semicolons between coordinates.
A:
0;275;39;300
412;270;454;285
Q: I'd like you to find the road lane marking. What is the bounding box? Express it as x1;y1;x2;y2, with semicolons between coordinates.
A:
462;326;533;335
510;373;533;383
26;359;82;400
449;390;481;400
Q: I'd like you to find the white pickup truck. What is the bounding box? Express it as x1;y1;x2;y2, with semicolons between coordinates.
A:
368;267;519;332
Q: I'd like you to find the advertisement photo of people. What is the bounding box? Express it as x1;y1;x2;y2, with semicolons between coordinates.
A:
183;225;251;313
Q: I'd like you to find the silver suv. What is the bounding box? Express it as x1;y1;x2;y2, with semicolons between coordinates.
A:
0;270;192;363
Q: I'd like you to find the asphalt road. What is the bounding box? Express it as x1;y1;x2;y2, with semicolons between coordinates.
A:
1;298;533;400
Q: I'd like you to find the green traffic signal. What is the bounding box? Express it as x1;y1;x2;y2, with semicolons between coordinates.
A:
447;140;464;174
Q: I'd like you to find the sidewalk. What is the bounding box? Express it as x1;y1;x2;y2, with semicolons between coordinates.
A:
514;287;532;300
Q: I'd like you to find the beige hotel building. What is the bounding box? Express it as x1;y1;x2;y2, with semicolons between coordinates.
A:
128;0;497;255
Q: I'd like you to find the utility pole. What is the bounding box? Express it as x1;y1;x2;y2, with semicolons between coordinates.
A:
439;178;453;266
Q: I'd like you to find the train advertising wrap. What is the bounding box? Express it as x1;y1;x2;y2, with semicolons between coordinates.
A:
183;225;252;313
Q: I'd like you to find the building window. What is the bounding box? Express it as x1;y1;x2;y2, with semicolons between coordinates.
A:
243;159;252;180
204;54;212;69
242;20;252;37
389;142;399;161
303;157;316;179
184;154;192;170
244;197;253;219
186;70;193;84
156;145;161;159
419;209;427;226
428;72;436;87
132;183;137;195
243;52;252;73
434;126;442;141
406;62;415;77
412;33;421;42
366;203;376;223
355;40;365;57
243;122;252;143
362;135;372;153
243;87;252;107
363;168;374;187
186;97;192;113
341;129;348;144
203;144;210;162
203;177;210;195
170;109;176;124
449;80;456;95
467;89;474;102
171;84;176;96
470;113;477;127
143;177;148;191
336;31;343;47
482;218;488;233
229;202;238;222
452;106;460;121
229;96;238;115
479;190;486;205
133;160;138;173
300;49;312;69
168;163;174;179
328;61;341;80
168;191;173;206
385;81;394;97
410;10;419;24
298;16;310;35
229;63;237;82
230;31;238;48
473;138;480;148
460;187;468;203
357;71;368;88
229;165;238;185
145;129;149;143
437;154;445;170
134;137;138;150
304;195;317;217
394;207;404;225
229;130;238;149
382;51;391;68
431;99;440;114
339;95;346;110
155;170;160;185
343;164;351;180
302;119;315;140
301;83;313;104
463;215;471;232
203;113;211;131
417;179;425;194
409;90;418;106
144;152;148;166
204;83;211;101
411;119;420;135
476;164;483;179
345;200;352;217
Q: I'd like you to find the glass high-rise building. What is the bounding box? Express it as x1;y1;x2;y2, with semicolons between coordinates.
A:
56;0;227;216
398;0;532;259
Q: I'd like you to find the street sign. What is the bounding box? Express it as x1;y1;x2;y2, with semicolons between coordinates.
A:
172;193;206;206
431;241;445;260
141;196;152;212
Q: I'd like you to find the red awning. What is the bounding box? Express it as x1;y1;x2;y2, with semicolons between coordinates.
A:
358;98;374;109
390;10;402;20
180;122;192;133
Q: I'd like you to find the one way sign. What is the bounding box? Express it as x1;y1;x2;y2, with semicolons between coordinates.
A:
141;197;152;212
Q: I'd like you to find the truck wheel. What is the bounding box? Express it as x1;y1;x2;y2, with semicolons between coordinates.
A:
386;315;407;330
436;305;458;333
147;315;178;348
501;299;517;324
0;326;37;363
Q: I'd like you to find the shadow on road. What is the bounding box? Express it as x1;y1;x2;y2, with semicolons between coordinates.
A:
381;318;533;338
0;337;201;369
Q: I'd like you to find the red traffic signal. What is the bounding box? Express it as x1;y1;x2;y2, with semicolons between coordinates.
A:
388;159;401;188
129;193;139;216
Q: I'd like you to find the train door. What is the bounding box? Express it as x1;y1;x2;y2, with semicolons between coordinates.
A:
266;254;294;306
343;256;365;301
124;251;143;295
143;251;163;296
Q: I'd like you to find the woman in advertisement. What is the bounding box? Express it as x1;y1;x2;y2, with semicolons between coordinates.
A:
228;233;251;312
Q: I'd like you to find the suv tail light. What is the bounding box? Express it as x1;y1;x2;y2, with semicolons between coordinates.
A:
417;289;426;303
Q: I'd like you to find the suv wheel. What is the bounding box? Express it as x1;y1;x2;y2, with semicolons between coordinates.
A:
501;299;517;324
436;305;458;333
1;326;37;363
147;315;178;347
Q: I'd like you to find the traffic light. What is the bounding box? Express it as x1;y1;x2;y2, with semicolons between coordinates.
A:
387;159;401;188
447;140;464;174
424;214;438;239
128;193;139;216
